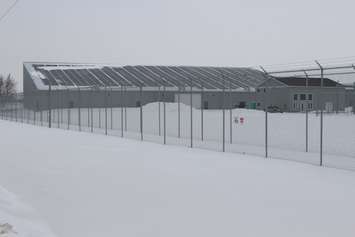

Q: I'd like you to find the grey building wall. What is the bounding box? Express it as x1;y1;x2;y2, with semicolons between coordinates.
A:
345;89;355;109
175;91;257;109
25;89;176;111
257;85;347;112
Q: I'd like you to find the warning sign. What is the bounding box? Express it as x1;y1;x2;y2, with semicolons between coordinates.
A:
234;116;245;125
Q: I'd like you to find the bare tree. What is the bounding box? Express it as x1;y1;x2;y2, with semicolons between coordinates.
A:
0;75;4;96
0;74;16;97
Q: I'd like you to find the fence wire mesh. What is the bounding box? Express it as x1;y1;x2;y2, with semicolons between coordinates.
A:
1;87;354;171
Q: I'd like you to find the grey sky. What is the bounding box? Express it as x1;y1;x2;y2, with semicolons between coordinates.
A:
1;0;355;90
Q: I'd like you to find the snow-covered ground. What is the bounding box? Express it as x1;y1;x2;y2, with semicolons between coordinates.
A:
0;186;55;237
1;120;355;236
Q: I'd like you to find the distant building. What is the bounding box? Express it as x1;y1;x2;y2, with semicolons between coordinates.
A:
23;62;350;112
258;76;347;112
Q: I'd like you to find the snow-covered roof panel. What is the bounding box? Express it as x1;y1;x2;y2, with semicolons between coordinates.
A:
24;63;269;91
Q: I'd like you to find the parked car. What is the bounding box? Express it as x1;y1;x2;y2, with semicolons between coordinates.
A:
266;106;283;113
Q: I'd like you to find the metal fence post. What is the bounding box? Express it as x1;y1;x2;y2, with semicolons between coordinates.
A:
27;103;30;123
60;90;63;126
306;108;309;152
265;110;268;158
140;86;143;141
99;107;101;129
229;78;233;144
78;88;82;132
110;87;113;130
57;92;60;128
40;109;43;126
15;99;18;122
68;107;71;130
124;87;127;132
177;87;181;138
48;82;52;128
87;92;90;130
201;83;204;141
67;89;70;130
21;99;24;123
320;108;323;166
158;86;161;136
121;86;124;137
91;87;94;133
190;78;193;148
105;86;108;135
163;86;166;145
222;84;226;152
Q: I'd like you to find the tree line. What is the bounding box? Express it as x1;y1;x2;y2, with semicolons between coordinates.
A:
0;74;16;97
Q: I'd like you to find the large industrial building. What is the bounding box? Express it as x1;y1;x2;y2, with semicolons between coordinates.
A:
23;62;353;112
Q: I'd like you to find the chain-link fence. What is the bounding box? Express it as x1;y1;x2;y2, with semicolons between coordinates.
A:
1;87;354;171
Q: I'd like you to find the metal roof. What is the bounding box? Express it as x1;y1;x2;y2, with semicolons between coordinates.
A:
274;77;343;87
25;63;270;91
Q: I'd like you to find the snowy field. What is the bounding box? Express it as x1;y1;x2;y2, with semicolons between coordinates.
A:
0;186;55;237
14;102;355;170
1;120;355;236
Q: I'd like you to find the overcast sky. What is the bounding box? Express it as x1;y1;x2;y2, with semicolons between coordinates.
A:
1;0;355;90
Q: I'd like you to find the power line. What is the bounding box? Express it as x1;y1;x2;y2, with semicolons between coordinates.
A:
0;0;20;24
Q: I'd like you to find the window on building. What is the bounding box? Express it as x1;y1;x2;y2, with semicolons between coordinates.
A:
257;89;260;92
294;94;298;100
69;101;74;108
257;102;261;106
263;89;266;92
308;94;313;100
308;103;313;109
136;101;141;107
300;94;306;100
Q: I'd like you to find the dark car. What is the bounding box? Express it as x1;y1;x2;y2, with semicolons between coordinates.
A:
266;106;283;113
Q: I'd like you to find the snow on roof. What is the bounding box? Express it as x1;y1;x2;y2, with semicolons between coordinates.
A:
37;65;101;71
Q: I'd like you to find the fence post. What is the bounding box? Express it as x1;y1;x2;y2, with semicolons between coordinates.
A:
78;88;82;132
201;83;204;141
40;109;43;126
27;102;30;124
110;87;113;130
98;107;101;129
105;86;108;135
163;86;166;145
15;98;18;122
91;87;94;133
121;86;124;137
124;87;127;132
60;90;63;126
222;83;226;152
48;82;52;128
306;108;308;152
21;99;24;123
158;86;161;136
190;78;193;148
177;87;181;138
57;92;60;128
67;89;70;130
140;86;143;141
265;110;268;158
229;78;233;144
320;109;323;166
87;91;90;130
